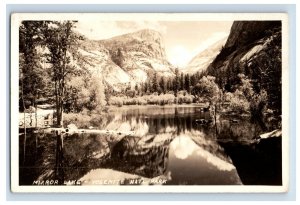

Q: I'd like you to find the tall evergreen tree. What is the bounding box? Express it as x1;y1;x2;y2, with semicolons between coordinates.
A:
180;73;185;91
159;77;167;94
174;68;180;96
166;77;173;92
190;74;197;87
44;21;82;127
144;81;148;94
152;72;158;93
185;74;191;93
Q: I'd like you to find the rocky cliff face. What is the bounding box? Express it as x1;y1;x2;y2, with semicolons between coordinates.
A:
224;21;281;50
78;29;175;91
207;21;281;76
206;20;282;112
100;29;168;65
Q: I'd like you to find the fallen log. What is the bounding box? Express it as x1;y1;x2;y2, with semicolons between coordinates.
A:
39;127;135;136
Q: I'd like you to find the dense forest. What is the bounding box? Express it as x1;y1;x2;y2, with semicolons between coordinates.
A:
19;20;282;129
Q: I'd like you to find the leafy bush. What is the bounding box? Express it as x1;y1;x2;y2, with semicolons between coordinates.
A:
177;91;194;104
192;76;221;103
108;92;197;106
136;97;147;105
224;90;250;113
63;110;92;128
108;93;178;106
223;74;268;116
63;108;107;129
109;96;123;107
249;89;268;118
159;94;175;105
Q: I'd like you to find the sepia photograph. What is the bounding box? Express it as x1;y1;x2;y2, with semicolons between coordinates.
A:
10;13;289;193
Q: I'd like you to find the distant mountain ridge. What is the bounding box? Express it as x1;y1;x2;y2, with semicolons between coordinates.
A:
182;37;227;75
78;29;176;91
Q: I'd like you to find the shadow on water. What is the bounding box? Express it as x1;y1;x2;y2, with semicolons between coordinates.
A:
219;137;282;185
19;130;57;185
215;115;282;185
19;105;282;186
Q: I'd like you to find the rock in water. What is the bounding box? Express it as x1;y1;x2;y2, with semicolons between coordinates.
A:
259;129;282;139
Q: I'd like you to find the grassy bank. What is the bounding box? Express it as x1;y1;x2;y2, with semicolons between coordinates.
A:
63;109;108;129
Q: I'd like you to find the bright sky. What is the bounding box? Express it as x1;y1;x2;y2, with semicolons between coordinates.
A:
75;20;233;68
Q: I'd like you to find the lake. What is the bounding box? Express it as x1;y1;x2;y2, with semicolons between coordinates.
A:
19;105;282;186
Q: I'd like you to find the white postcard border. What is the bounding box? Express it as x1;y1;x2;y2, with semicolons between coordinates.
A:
10;12;289;193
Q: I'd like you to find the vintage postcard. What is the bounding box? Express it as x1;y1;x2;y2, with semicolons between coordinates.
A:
11;13;289;193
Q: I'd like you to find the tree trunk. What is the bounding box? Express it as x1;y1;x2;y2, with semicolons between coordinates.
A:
55;79;62;127
214;104;218;138
21;79;27;165
34;97;38;128
60;79;63;127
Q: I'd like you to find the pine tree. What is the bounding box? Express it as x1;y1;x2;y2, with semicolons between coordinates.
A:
135;84;139;96
185;74;191;93
180;73;185;91
174;68;180;96
152;73;158;93
159;77;167;94
166;78;173;92
190;74;196;87
44;21;82;127
144;81;148;94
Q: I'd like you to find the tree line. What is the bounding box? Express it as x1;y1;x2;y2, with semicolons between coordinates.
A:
115;68;206;98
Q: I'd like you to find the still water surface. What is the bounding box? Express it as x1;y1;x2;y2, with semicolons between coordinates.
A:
19;105;281;185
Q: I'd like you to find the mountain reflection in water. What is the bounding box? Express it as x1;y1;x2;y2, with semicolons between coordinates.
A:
19;105;280;185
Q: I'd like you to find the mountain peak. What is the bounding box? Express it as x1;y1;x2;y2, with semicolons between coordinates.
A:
135;28;161;35
80;29;174;91
101;28;163;44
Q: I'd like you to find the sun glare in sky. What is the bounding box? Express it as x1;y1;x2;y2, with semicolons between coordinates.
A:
167;45;192;68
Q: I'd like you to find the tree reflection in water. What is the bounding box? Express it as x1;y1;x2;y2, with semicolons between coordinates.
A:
19;105;281;185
